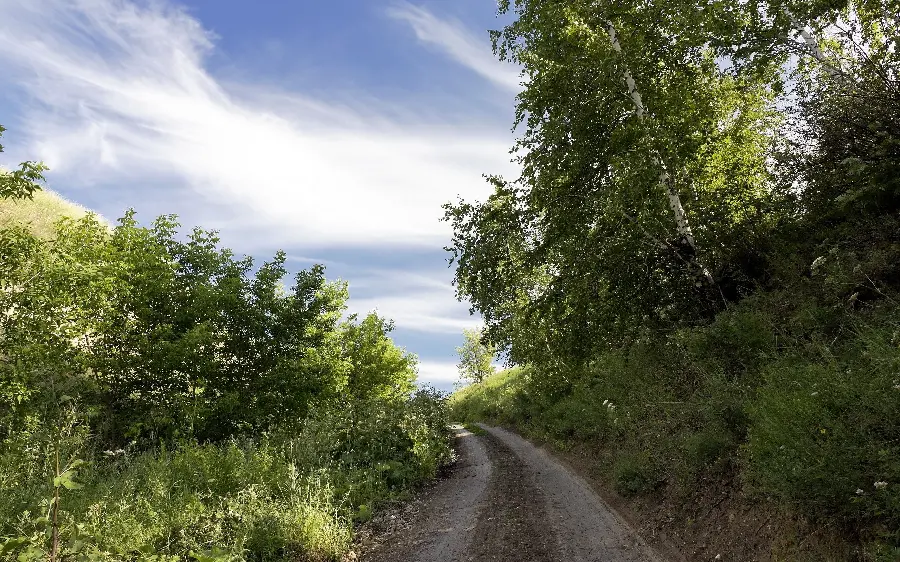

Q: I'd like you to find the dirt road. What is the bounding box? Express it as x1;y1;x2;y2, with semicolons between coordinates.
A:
357;425;663;562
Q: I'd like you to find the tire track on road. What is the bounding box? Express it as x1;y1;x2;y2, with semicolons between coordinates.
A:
359;425;665;562
483;425;662;562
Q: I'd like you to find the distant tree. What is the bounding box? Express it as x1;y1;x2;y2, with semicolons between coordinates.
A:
0;125;47;200
342;313;417;403
456;328;496;384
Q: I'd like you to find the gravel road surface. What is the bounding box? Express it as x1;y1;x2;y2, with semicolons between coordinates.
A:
358;425;663;562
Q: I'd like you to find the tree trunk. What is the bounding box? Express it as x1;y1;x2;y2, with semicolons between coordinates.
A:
784;9;841;78
606;21;712;285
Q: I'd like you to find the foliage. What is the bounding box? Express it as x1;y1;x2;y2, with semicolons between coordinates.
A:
444;0;792;362
452;266;900;555
0;211;353;444
445;0;899;361
1;140;452;561
747;322;900;537
2;344;449;562
455;328;496;384
0;125;47;200
787;7;900;224
448;0;899;555
341;314;416;403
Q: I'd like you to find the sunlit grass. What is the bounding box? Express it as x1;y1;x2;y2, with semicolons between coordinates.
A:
0;187;91;239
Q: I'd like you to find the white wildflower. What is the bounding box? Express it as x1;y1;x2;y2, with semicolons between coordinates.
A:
811;256;826;273
856;488;865;495
874;481;888;490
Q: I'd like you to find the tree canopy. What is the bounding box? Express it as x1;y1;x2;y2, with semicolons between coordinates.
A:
445;0;899;365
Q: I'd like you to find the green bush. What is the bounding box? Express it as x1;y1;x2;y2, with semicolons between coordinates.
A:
683;427;735;469
1;388;451;561
613;452;663;498
0;199;453;561
746;322;900;534
449;367;527;424
451;291;899;552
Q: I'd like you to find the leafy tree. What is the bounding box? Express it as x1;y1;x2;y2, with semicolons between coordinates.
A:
0;214;111;440
445;0;898;367
781;2;900;223
0;208;359;445
446;0;786;364
456;328;496;384
341;313;416;403
0;125;47;200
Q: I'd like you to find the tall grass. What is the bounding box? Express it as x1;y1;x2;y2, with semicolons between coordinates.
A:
1;393;451;562
0;188;92;239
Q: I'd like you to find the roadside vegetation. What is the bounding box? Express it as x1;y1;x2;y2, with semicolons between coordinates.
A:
0;128;452;562
448;0;898;559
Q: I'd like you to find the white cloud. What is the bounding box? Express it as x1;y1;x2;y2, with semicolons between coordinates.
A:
387;2;522;93
0;0;519;249
346;269;479;334
349;293;478;334
416;360;460;384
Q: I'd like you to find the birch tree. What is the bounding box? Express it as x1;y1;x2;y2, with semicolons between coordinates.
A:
446;0;782;361
446;0;897;365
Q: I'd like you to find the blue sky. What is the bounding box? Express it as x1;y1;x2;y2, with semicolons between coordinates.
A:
0;0;523;392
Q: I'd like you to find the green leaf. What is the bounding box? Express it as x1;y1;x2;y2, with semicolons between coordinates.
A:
16;545;47;562
53;471;84;490
1;537;29;555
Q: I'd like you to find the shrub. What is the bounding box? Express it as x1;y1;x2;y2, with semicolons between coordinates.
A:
613;452;664;497
746;322;900;535
2;392;452;562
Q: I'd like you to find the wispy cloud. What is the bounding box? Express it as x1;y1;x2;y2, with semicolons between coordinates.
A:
387;2;522;93
0;0;519;250
347;269;477;334
349;293;478;334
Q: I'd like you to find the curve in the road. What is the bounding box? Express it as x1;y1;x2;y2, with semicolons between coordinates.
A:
360;425;664;562
359;427;491;561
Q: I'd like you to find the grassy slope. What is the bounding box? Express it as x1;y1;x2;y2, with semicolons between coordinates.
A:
0;188;91;238
451;218;900;562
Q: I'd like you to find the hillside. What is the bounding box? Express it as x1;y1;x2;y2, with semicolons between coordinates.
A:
445;1;899;560
0;186;90;239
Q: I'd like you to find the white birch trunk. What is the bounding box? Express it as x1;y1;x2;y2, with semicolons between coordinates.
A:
784;9;841;78
606;22;702;260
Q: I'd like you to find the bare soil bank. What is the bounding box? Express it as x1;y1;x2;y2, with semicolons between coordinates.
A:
523;435;860;561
